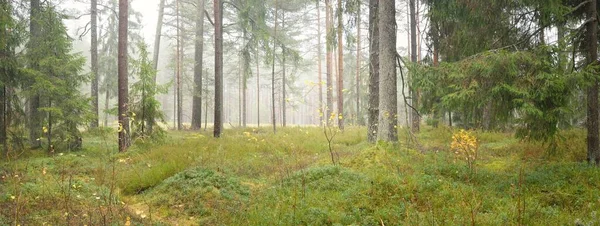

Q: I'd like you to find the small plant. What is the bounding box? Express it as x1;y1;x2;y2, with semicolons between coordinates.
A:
451;129;478;175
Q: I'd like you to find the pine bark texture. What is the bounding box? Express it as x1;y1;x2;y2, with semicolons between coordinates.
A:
90;0;99;128
118;0;130;152
586;0;599;165
213;0;223;137
377;0;397;142
367;0;379;143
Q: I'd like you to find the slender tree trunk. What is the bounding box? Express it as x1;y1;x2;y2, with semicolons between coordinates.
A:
356;0;361;125
336;0;344;130
586;0;600;165
104;90;109;127
409;0;420;133
317;0;324;126
90;0;99;128
0;85;5;151
29;0;41;148
325;0;333;125
176;0;183;130
367;0;379;143
214;0;223;137
242;41;249;127
282;13;286;128
239;57;242;127
377;0;397;142
118;0;130;152
47;99;52;153
191;0;205;130
271;0;278;133
256;47;260;127
153;0;166;73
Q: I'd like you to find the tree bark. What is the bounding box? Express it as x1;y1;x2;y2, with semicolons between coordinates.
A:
317;0;324;126
337;0;344;130
586;0;599;165
191;0;204;130
377;0;397;142
118;0;130;152
90;0;99;128
367;0;379;143
213;0;223;137
152;0;166;74
409;0;420;133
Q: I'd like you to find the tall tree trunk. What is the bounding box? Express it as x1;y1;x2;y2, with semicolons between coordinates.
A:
377;0;397;142
104;90;109;127
586;0;599;165
409;0;420;133
325;0;333;125
191;0;204;130
176;0;182;130
242;39;249;127
29;0;41;148
153;0;166;73
0;85;5;151
256;46;260;127
367;0;379;143
336;0;344;130
90;0;99;128
317;0;324;126
118;0;130;152
239;56;242;127
271;0;278;133
213;0;223;137
282;13;286;128
356;0;361;125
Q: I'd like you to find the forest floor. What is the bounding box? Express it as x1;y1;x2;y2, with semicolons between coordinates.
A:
1;126;600;225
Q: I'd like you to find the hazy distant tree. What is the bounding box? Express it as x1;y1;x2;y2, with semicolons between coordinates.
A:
336;0;344;130
409;0;420;133
152;0;166;74
325;0;333;125
191;0;205;130
316;0;324;125
271;0;278;133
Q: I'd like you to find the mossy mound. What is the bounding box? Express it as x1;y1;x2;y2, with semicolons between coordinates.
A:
282;165;366;192
148;167;249;217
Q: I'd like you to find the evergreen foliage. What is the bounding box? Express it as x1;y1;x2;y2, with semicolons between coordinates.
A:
130;42;168;140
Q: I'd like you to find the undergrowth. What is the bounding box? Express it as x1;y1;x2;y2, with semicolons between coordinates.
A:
1;126;599;225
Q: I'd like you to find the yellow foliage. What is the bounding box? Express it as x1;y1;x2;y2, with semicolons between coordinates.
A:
451;129;478;173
